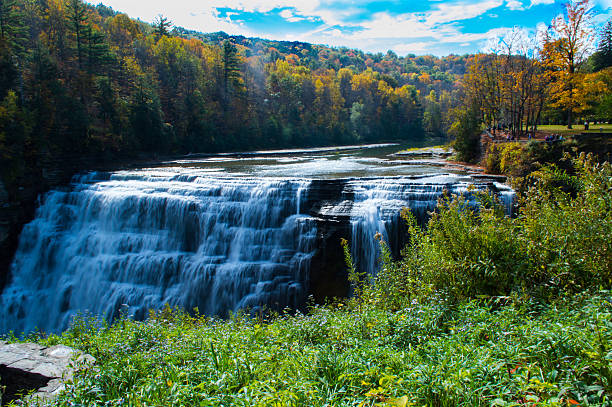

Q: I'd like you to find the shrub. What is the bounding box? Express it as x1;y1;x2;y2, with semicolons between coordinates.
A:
367;191;527;305
519;154;612;291
363;154;611;306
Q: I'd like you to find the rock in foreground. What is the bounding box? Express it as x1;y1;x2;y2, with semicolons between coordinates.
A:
0;341;94;405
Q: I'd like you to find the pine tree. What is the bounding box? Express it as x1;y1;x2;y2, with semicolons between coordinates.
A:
0;0;26;53
222;40;242;95
153;14;172;39
592;19;612;71
66;0;89;69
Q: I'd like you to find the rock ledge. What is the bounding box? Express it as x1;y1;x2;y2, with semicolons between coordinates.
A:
0;341;94;405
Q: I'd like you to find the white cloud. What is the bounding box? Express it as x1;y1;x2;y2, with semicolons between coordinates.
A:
426;0;504;25
279;8;306;22
506;0;525;11
393;42;438;53
529;0;555;7
98;0;611;56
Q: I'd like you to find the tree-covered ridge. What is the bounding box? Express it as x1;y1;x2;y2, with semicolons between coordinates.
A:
1;0;468;192
1;0;610;189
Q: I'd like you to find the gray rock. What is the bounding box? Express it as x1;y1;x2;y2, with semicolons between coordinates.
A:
0;342;95;405
0;350;27;366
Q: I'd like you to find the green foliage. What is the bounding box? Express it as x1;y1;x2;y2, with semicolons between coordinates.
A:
341;237;366;299
483;140;576;192
519;154;612;291
222;39;242;96
24;291;612;406
450;106;481;162
360;154;611;307
153;15;172;39
396;191;527;303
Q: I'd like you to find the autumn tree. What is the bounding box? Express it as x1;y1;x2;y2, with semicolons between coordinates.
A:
542;0;594;128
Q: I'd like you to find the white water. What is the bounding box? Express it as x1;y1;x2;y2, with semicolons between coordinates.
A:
0;164;515;334
1;169;316;333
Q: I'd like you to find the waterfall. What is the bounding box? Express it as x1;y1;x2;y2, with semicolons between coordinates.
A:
0;169;316;334
0;168;515;335
348;175;515;277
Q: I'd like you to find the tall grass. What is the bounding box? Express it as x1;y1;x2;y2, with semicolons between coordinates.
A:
26;292;608;406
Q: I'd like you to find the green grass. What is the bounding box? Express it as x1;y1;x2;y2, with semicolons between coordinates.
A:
21;293;610;406
538;124;612;135
396;145;451;154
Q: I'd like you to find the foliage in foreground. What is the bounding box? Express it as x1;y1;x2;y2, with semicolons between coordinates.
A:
25;292;612;406
370;154;611;309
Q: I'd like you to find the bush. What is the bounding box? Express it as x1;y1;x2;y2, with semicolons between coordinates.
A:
519;154;612;291
363;154;611;306
391;191;526;303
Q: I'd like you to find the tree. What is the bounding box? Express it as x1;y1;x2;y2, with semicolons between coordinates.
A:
0;0;25;51
222;39;242;95
542;0;594;128
591;19;612;71
450;105;481;163
423;90;443;136
153;14;172;39
66;0;89;69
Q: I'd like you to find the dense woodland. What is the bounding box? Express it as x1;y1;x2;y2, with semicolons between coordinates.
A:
0;0;458;191
0;0;611;188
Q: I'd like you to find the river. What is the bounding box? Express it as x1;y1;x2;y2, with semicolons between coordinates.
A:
0;144;514;334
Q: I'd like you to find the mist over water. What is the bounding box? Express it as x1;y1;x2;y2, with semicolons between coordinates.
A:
0;146;514;334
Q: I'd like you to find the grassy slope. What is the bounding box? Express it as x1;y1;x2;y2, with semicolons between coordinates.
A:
24;292;610;406
538;124;612;135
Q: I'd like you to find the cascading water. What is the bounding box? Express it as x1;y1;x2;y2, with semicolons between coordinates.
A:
0;156;515;334
0;169;316;334
348;175;515;276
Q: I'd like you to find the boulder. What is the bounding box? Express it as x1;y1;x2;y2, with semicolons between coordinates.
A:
0;342;94;406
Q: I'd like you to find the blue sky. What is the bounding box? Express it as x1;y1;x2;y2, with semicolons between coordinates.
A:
98;0;612;56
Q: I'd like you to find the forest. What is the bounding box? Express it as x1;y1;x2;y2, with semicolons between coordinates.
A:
0;0;611;192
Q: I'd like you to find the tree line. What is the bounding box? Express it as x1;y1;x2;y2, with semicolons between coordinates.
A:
453;0;612;161
0;0;610;189
0;0;464;193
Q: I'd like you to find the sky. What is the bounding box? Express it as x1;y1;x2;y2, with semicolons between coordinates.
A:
97;0;612;56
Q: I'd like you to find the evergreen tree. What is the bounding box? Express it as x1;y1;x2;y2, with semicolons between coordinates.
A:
153;14;172;39
66;0;89;69
222;40;241;95
592;19;612;71
0;0;25;53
